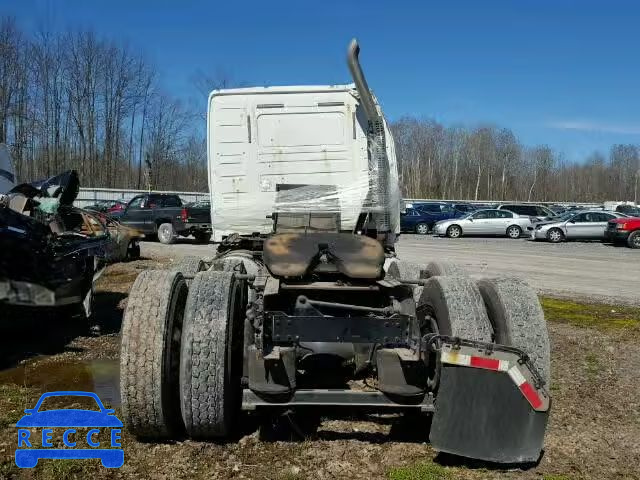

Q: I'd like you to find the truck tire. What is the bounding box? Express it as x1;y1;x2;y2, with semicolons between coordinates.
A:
477;277;551;385
386;260;423;301
157;222;177;245
418;276;492;342
422;261;468;279
180;271;246;438
627;230;640;249
120;270;188;438
212;257;247;273
171;256;206;286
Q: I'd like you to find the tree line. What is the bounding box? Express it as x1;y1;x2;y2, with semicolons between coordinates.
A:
392;119;640;204
0;16;207;192
2;15;639;202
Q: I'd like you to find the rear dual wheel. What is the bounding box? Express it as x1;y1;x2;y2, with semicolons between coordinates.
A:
180;271;247;438
418;266;550;386
120;268;247;440
120;270;188;438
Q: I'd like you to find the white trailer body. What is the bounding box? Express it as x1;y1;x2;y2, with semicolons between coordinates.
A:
207;84;400;241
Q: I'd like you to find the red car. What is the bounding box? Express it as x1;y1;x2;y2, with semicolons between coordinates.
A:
605;217;640;248
107;201;126;215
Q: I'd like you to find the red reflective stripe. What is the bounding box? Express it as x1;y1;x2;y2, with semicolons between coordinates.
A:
469;356;501;371
519;382;543;409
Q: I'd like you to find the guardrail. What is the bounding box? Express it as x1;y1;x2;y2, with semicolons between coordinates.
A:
75;187;209;207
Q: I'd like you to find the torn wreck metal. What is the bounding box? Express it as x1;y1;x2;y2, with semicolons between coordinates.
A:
0;170;108;312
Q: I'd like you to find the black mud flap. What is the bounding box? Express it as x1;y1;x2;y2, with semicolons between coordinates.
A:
429;365;549;464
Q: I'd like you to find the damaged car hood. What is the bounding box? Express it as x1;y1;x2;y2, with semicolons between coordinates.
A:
10;170;79;206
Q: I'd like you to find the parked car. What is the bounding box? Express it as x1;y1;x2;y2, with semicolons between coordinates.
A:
432;209;532;238
496;203;556;221
85;200;127;217
401;203;465;234
604;216;640;248
529;210;626;243
615;204;640;217
118;193;211;244
448;202;478;213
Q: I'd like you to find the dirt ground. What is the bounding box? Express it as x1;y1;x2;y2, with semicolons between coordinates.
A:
0;255;639;480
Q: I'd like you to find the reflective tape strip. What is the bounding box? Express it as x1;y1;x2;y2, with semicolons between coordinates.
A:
519;382;543;410
440;350;471;367
508;365;543;409
441;351;509;371
507;365;527;385
469;356;510;371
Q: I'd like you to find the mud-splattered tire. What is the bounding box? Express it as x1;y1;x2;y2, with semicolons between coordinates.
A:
418;276;492;342
477;277;551;385
212;257;247;272
386;260;424;302
171;256;206;286
120;270;188;438
421;261;469;279
180;271;246;438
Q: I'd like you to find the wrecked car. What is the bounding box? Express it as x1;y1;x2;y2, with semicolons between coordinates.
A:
0;170;137;318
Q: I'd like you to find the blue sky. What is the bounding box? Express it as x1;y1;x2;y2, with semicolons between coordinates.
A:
4;0;640;161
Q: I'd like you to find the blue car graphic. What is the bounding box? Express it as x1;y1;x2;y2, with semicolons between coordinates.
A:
15;391;123;468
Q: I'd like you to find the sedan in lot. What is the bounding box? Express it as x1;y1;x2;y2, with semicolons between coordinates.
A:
529;210;627;242
433;209;532;239
400;204;464;234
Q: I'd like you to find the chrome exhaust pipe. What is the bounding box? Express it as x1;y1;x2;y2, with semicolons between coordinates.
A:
347;39;379;122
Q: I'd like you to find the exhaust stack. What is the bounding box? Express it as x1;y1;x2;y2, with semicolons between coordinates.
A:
347;39;380;123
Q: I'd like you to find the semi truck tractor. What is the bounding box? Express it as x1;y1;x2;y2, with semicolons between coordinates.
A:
119;39;551;464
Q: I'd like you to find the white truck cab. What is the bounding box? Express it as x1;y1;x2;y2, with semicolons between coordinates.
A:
207;43;400;243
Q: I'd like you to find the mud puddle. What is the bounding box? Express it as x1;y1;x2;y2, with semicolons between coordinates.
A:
0;357;120;406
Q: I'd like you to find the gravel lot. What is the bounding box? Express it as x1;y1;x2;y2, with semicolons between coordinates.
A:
142;235;640;306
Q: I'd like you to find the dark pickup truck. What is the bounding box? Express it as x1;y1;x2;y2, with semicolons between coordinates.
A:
118;194;211;244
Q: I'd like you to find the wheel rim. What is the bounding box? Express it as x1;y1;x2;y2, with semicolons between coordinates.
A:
417;224;429;234
159;225;170;242
449;226;460;238
508;227;520;238
633;234;640;247
549;230;561;242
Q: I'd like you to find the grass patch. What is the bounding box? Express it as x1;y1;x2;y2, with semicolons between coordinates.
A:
388;462;452;480
543;475;573;480
584;353;601;382
40;458;95;478
0;384;34;428
540;296;640;332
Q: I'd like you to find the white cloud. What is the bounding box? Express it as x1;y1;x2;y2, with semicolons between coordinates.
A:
547;120;640;135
